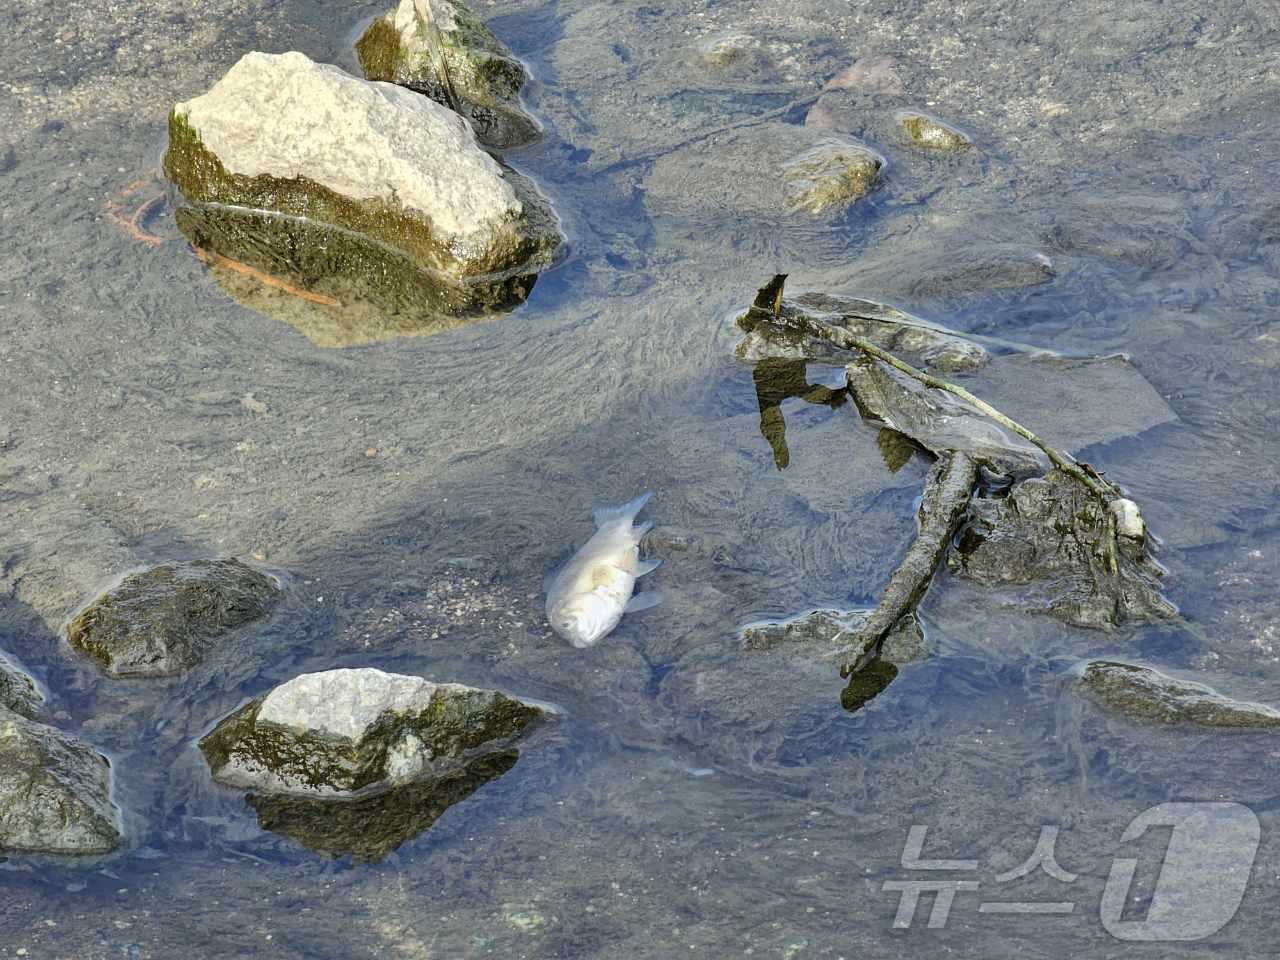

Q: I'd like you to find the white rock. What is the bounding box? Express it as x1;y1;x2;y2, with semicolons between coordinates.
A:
1110;497;1145;540
173;51;520;250
257;667;469;742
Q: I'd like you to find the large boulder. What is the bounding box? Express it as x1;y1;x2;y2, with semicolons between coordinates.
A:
200;668;544;796
0;710;122;855
164;51;562;327
356;0;539;149
66;558;281;678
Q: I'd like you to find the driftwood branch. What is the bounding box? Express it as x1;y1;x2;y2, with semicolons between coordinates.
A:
750;276;1118;503
838;451;979;677
747;275;1135;677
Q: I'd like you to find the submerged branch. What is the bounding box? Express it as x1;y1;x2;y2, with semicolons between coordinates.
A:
750;280;1116;503
838;451;978;678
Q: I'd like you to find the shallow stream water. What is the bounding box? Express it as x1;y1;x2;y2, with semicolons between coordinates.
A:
3;0;1280;956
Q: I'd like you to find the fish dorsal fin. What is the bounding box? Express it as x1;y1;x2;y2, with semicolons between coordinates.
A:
592;492;652;529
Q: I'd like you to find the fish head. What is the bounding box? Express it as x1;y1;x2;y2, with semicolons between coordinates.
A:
549;591;620;648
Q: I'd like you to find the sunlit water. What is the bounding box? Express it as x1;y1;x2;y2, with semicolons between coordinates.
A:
2;0;1279;956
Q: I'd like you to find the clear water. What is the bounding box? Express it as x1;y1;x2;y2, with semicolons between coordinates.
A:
3;0;1280;955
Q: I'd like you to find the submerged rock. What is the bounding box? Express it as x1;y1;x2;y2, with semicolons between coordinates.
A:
248;750;517;861
356;0;538;149
696;32;766;70
847;357;1045;479
950;469;1174;630
0;651;45;720
66;558;280;678
741;607;928;664
165;52;562;328
0;710;121;855
737;284;990;373
783;138;883;214
1078;661;1280;728
896;110;972;152
200;668;543;796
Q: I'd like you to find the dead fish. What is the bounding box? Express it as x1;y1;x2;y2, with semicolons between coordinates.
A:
546;493;662;648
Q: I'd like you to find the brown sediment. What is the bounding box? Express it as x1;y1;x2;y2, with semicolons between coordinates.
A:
191;246;342;307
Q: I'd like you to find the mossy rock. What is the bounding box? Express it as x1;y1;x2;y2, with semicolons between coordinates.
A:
0;709;121;855
66;558;280;679
782;139;883;214
356;0;539;149
163;52;561;331
200;668;543;796
1078;661;1280;728
896;110;972;152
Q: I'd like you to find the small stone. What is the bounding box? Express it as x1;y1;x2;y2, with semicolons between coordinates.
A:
66;558;281;678
896;110;972;152
783;139;883;214
697;32;761;69
1110;498;1145;540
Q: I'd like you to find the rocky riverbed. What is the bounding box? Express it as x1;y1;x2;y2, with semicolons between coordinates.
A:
3;0;1280;956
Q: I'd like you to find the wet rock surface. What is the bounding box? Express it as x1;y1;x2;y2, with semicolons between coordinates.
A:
782;138;883;214
200;668;543;796
246;749;518;861
66;558;281;679
1077;661;1280;728
896;110;972;152
0;710;121;855
0;651;44;721
950;469;1174;630
741;607;928;664
357;0;539;149
164;51;562;326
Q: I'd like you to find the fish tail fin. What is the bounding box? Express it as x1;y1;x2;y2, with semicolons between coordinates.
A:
593;492;652;530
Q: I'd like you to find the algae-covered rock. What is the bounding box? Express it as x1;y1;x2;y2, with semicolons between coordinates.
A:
896;110;972;152
1078;661;1280;728
0;709;121;855
164;52;562;328
950;470;1175;630
696;32;767;70
356;0;538;149
248;750;517;861
0;651;45;720
66;558;280;679
783;139;883;214
200;668;543;796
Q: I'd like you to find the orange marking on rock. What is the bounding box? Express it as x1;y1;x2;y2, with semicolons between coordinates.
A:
192;247;342;307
